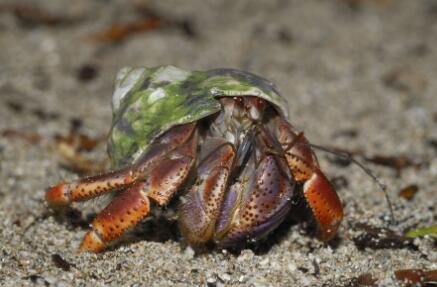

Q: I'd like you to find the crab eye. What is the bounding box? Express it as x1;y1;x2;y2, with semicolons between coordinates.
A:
233;96;244;107
247;97;266;121
255;98;266;110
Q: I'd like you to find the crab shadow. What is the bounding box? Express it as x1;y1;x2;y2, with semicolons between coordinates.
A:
50;207;92;230
50;206;181;245
112;215;303;255
116;211;342;256
217;216;342;257
52;201;342;255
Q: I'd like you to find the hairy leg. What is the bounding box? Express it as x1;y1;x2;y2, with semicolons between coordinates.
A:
80;127;199;252
46;123;196;206
178;137;235;245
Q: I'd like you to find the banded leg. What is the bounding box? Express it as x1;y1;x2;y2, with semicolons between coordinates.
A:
269;116;343;241
178;138;235;245
80;128;198;252
46;123;196;206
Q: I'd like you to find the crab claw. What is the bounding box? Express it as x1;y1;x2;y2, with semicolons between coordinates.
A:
213;128;296;246
269;116;343;241
178;138;235;245
303;168;343;241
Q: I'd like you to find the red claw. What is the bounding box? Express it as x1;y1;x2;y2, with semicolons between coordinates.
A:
270;116;344;241
303;168;343;241
179;140;235;245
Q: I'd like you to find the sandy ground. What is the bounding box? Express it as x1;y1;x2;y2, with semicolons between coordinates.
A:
0;0;436;286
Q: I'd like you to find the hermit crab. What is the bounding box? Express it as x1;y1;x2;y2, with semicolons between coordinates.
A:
46;66;343;252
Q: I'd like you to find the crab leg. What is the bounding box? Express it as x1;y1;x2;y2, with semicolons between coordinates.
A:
178;137;235;245
80;181;150;252
46;123;196;206
270;116;343;241
80;128;198;252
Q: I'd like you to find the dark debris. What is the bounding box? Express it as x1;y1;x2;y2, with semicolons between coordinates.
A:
89;5;197;44
5;101;24;113
77;64;99;83
51;254;74;272
364;154;418;171
1;129;42;144
331;175;350;190
1;3;79;28
324;146;421;172
341;269;437;287
89;17;164;44
398;184;419;201
427;138;437;153
332;129;359;139
394;269;437;287
352;223;417;250
382;66;428;93
343;272;378;286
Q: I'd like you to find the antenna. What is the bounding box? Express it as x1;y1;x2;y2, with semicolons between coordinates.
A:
299;142;395;225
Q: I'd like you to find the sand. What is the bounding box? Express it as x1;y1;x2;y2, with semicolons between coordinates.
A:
0;0;436;286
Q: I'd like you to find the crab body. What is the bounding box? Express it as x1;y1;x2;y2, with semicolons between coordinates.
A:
46;66;343;252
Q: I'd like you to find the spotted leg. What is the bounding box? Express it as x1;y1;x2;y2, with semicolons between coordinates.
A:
269;116;343;241
80;127;198;252
178;137;235;245
46;123;196;206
